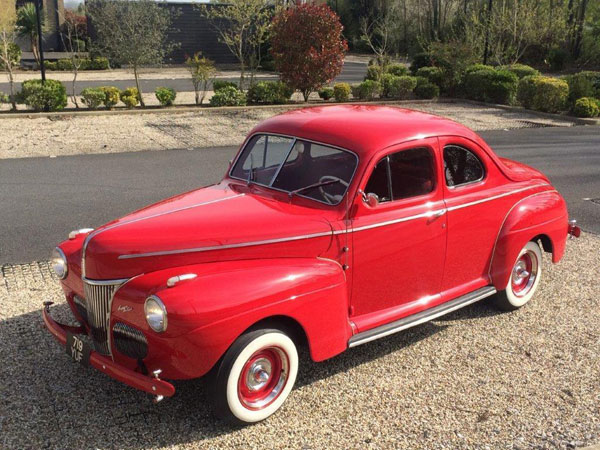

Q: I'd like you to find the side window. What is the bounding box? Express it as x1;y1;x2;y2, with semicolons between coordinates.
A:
444;145;485;187
364;147;435;203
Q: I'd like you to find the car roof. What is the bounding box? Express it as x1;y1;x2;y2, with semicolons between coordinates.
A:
249;105;483;158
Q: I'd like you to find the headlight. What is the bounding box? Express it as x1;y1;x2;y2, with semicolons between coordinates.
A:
51;247;68;279
144;295;167;333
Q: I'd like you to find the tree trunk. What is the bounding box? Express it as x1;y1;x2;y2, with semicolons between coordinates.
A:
72;67;79;108
303;89;310;102
572;0;588;59
8;68;16;111
134;65;145;107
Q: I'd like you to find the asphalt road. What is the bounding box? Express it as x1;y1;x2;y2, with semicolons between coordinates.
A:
0;61;368;95
0;126;598;263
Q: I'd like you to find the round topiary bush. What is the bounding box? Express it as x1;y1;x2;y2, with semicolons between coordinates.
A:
365;65;382;81
98;86;120;109
572;97;600;118
318;87;334;101
414;77;440;99
410;52;432;74
352;80;381;100
155;87;176;106
120;87;140;108
212;80;238;92
209;86;247;107
20;79;67;111
565;71;600;104
333;82;351;102
247;81;293;104
500;63;540;79
381;74;417;99
415;66;444;87
386;63;408;77
463;68;518;105
517;75;568;112
81;87;106;109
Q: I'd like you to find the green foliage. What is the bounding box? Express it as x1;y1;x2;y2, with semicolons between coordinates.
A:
87;57;110;70
318;87;334;101
20;79;67;112
333;82;351;102
352;80;381;100
365;65;382;81
410;52;432;75
414;77;440;99
80;87;106;109
427;42;478;94
387;64;408;77
572;97;600;118
212;80;238;92
120;87;140;108
547;47;568;71
0;92;8;103
155;87;176;106
247;81;293;104
0;43;21;69
44;57;110;71
517;75;568;112
381;74;417;99
186;53;216;105
463;68;518;105
209;86;247;107
565;71;600;103
500;63;540;79
98;86;120;108
415;66;444;87
465;63;494;74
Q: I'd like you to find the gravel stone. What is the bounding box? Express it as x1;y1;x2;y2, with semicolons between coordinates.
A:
0;234;598;448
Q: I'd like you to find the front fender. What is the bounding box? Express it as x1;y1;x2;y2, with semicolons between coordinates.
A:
111;258;350;379
489;190;568;291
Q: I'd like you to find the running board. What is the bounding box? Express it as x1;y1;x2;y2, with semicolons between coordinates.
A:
348;286;497;348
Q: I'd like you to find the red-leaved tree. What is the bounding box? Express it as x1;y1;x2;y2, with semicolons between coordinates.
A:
271;4;347;102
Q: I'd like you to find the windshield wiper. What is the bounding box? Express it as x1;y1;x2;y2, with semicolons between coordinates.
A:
288;179;340;198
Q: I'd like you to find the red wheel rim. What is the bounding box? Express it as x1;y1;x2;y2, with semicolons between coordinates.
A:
238;347;289;410
511;251;537;297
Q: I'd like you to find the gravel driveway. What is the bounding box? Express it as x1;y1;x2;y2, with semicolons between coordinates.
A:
1;234;598;449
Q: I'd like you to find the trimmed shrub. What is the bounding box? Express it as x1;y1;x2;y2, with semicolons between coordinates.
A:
44;61;57;70
20;79;67;111
465;63;494;74
415;66;444;87
155;87;176;106
463;68;518;105
387;63;408;77
209;86;247;107
572;97;600;118
517;76;568;112
0;92;9;103
80;87;106;109
365;65;382;81
500;63;539;79
120;87;139;108
333;82;351;102
318;87;334;101
414;77;440;99
381;74;417;99
212;80;237;92
565;71;600;103
87;57;110;70
0;43;21;70
547;47;567;71
247;81;293;104
410;52;432;74
352;80;381;100
98;86;120;109
44;57;110;71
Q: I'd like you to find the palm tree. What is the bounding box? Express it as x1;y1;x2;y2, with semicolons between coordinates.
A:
16;3;45;66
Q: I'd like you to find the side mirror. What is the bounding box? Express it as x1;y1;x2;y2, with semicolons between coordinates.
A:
358;190;379;207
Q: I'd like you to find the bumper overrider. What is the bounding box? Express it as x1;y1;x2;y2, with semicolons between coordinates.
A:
42;301;175;401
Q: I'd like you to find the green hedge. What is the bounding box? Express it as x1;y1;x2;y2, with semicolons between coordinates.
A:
318;87;334;101
247;81;293;104
499;63;540;79
387;64;409;77
98;86;120;109
564;71;600;104
572;97;600;118
212;80;237;92
381;74;417;99
415;66;444;87
333;83;351;102
414;77;440;99
45;57;110;71
120;87;139;108
352;80;381;100
20;79;67;111
463;68;518;105
155;87;176;106
410;52;432;75
517;75;568;112
81;87;105;109
209;86;246;106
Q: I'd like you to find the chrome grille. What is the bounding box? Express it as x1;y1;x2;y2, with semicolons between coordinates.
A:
113;322;148;359
83;281;121;355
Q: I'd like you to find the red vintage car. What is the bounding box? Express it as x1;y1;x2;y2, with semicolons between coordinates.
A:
44;105;580;423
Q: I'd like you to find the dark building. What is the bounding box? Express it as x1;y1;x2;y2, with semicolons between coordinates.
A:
16;0;65;51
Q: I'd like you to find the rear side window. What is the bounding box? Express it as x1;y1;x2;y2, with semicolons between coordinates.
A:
364;147;435;203
444;145;485;187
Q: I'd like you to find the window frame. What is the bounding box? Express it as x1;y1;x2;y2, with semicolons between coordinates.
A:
229;132;360;206
362;145;438;205
443;144;486;189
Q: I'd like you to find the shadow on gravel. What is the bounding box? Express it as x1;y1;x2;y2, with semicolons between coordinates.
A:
1;300;493;449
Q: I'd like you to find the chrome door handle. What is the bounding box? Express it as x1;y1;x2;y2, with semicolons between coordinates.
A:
431;209;446;218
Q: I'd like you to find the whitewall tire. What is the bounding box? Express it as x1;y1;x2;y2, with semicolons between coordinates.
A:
211;329;298;424
494;241;543;311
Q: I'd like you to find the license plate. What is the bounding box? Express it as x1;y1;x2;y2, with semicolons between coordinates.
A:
66;332;91;366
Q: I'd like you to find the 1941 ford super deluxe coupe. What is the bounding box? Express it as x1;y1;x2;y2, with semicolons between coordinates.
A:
43;105;580;424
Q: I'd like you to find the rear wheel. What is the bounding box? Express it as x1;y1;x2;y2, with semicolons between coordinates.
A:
493;241;542;311
210;329;298;424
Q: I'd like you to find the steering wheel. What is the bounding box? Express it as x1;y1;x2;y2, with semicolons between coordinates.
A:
318;176;349;204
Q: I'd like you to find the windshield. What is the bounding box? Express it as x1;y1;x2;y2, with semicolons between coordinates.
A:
230;134;358;205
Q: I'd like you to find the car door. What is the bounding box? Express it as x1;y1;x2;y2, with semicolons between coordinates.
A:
349;138;447;332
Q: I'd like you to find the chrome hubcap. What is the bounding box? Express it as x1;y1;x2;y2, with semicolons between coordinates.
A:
246;358;272;391
238;347;290;410
511;251;538;297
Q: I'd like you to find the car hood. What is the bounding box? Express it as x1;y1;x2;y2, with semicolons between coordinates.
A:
83;182;334;280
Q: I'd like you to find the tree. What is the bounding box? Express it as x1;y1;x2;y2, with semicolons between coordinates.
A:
360;4;399;74
87;0;176;107
186;53;216;105
58;10;86;108
16;3;45;66
199;0;276;89
271;4;348;101
0;0;19;110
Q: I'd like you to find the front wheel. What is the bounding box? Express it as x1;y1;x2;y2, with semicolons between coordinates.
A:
210;329;298;424
493;240;543;311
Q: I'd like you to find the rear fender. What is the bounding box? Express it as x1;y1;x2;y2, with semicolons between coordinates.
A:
489;190;568;291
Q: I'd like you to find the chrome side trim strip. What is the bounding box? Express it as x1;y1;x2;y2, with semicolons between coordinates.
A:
82;194;244;276
116;184;550;260
348;286;497;348
83;277;130;286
